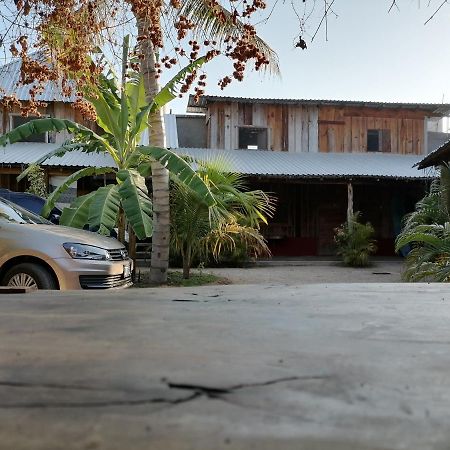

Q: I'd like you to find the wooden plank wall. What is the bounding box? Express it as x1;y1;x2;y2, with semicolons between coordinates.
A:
207;102;319;152
318;106;427;154
1;102;77;143
207;102;430;154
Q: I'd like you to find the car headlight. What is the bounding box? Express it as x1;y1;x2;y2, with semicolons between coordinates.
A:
63;243;111;261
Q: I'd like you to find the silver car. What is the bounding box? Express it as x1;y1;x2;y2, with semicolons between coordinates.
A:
0;198;132;290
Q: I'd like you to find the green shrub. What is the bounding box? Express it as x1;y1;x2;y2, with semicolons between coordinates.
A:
395;167;450;282
26;165;47;198
334;212;377;267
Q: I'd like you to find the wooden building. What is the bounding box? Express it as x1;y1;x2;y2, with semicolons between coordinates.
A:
184;96;450;256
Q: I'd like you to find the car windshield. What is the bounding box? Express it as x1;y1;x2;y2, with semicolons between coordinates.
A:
0;199;53;225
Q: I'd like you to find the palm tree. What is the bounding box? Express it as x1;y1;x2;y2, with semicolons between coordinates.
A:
170;158;274;278
133;1;279;283
0;39;214;255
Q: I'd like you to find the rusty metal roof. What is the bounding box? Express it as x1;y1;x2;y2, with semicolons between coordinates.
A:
174;147;435;180
0;54;76;103
187;95;450;115
0;143;115;168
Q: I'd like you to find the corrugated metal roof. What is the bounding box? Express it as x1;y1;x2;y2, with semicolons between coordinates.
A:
416;138;450;169
0;143;115;168
174;147;435;180
0;54;76;103
187;95;450;115
0;142;434;180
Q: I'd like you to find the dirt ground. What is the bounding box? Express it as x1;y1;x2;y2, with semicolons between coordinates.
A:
168;260;405;285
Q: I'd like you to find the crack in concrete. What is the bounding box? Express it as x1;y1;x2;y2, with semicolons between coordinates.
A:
0;392;200;409
0;375;330;409
0;381;116;392
168;375;331;397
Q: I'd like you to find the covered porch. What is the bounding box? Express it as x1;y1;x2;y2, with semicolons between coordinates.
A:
176;147;434;258
253;179;426;257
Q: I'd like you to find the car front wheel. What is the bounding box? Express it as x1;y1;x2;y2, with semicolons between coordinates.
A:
3;263;57;290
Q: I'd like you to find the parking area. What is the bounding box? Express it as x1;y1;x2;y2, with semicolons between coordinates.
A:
1;281;450;449
196;259;404;285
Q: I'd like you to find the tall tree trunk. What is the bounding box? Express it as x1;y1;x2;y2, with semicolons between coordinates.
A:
137;16;170;284
182;244;191;279
128;225;137;277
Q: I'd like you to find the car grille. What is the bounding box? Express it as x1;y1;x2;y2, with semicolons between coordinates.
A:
108;248;129;261
79;274;132;289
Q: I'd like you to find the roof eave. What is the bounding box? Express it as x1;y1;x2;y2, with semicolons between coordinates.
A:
187;95;450;115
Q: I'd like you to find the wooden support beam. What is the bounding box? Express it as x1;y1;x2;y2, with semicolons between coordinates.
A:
347;182;354;227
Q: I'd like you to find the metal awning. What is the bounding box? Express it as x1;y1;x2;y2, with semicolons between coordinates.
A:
174;147;436;180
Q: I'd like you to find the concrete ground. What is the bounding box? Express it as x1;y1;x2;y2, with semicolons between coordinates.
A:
196;259;404;285
1;282;450;449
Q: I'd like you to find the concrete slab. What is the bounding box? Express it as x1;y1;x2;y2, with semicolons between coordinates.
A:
0;283;450;449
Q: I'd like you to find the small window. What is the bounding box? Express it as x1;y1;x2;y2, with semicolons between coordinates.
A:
238;127;268;150
367;129;391;152
11;115;48;143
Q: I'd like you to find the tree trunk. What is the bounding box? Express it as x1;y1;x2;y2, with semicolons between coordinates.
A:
117;208;126;244
182;257;190;279
347;182;354;231
137;16;170;284
182;244;191;279
128;225;137;276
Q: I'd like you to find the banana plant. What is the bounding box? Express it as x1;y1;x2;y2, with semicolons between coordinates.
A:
0;37;214;243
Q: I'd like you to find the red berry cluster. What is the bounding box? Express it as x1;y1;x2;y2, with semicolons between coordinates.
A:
3;0;274;114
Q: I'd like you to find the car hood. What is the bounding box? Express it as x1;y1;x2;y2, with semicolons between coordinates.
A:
21;224;124;250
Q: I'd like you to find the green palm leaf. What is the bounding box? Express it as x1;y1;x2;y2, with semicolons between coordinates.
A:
132;56;208;138
117;169;153;240
60;192;95;228
0;118;101;146
88;184;121;235
137;146;215;206
150;56;207;113
42;166;116;218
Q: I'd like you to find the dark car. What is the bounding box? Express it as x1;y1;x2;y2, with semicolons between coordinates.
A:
0;189;62;224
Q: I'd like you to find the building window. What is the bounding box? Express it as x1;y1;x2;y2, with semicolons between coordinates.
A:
367;129;390;152
11;115;48;143
238;127;268;150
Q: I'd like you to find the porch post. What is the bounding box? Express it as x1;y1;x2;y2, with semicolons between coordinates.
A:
347;182;353;227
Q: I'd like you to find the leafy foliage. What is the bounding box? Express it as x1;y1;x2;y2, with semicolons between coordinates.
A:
395;166;450;281
0;45;213;242
170;157;275;278
25;165;47;198
0;0;280;113
334;212;377;267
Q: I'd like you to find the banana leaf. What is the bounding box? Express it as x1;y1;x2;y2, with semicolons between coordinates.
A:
117;169;153;239
87;184;121;235
137;146;215;206
60;192;95;229
42;166;116;218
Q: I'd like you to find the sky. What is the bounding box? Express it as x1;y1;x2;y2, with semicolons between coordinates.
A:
169;0;450;113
